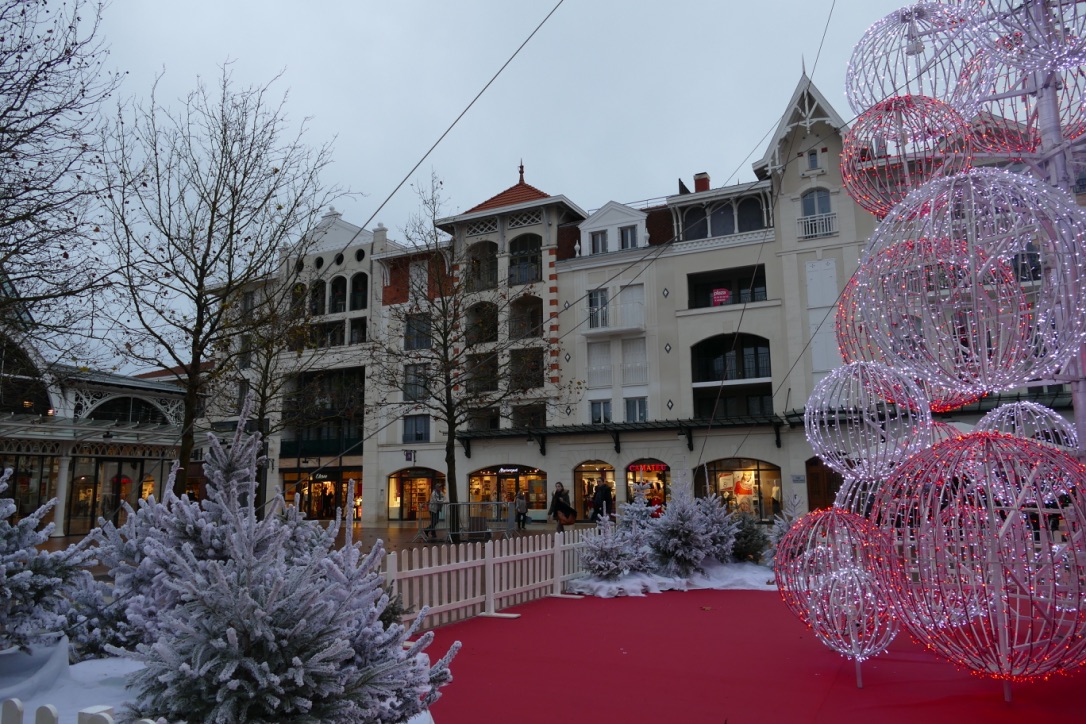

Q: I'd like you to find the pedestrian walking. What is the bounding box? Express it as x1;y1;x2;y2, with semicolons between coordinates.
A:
548;481;574;533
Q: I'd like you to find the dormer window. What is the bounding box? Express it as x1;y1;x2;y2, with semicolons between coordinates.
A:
591;230;608;255
807;149;819;170
620;225;637;250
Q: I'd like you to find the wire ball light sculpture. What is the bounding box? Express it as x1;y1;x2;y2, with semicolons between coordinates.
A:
835;275;982;412
868;432;1086;683
841;95;972;217
856;167;1086;395
968;0;1086;74
974;400;1079;450
774;508;899;685
930;420;968;446
846;3;991;119
969;53;1086;155
805;361;934;481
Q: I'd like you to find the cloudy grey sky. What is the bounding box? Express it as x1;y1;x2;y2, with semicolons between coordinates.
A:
100;1;907;236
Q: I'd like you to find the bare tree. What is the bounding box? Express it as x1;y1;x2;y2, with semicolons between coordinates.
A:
0;0;118;357
369;174;580;509
102;67;339;493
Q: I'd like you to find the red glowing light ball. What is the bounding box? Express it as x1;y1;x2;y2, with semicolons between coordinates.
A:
774;508;898;662
842;95;972;217
868;431;1086;681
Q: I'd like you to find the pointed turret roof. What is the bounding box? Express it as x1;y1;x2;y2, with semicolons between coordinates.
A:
752;73;848;178
464;162;550;213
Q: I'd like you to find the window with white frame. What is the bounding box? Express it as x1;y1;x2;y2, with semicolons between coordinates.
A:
404;364;429;402
802;188;831;217
807;148;819;170
590;399;612;424
587;341;612;388
590;230;608;255
618;284;644;327
621;337;647;385
620;225;637;250
403;414;430;443
624;397;647;422
408;261;427;301
588;289;609;328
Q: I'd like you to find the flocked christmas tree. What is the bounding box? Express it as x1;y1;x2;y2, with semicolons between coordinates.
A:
648;480;711;578
615;481;657;573
85;401;459;723
580;514;638;580
696;493;738;565
0;469;93;653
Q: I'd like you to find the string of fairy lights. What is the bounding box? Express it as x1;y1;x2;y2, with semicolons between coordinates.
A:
778;0;1086;694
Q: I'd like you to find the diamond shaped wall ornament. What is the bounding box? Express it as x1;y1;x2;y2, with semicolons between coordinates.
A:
565;405;572;415
563;301;570;309
564;353;571;362
662;288;669;298
665;343;672;354
667;400;674;410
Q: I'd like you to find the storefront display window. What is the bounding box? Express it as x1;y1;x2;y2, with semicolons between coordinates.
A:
468;465;547;510
695;458;781;522
387;468;444;521
0;454;58;523
626;459;670;507
574;460;615;518
282;467;363;520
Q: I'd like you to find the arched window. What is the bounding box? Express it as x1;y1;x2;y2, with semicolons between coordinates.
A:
801;188;831;217
709;204;734;237
510;295;544;339
694;458;782;522
683;207;708;240
691;333;771;382
291;283;306;316
467;241;498;291
466;301;498;346
350;272;368;310
88;396;170;425
508;234;541;285
309;280;326;316
737;198;765;232
329;276;347;313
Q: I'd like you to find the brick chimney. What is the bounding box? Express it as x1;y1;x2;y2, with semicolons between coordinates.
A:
694;172;710;193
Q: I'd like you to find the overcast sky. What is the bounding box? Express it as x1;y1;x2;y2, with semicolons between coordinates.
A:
100;0;908;237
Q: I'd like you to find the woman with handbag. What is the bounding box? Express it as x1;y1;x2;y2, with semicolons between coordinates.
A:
548;481;574;532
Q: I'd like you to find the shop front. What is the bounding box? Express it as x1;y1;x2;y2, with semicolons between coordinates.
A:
1;453;59;522
387;467;445;521
468;465;547;513
626;459;670;508
573;460;615;519
282;466;363;520
67;456;172;535
695;458;781;522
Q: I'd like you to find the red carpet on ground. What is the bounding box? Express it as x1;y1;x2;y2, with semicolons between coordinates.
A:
427;589;1085;724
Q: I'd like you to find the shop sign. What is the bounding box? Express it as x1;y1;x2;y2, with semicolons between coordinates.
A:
711;288;731;306
627;463;668;473
497;467;522;474
313;472;331;481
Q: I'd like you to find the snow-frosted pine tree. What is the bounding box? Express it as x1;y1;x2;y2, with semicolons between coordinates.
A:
697;494;738;564
616;481;657;573
108;404;458;723
764;493;802;567
0;469;93;652
648;483;710;578
580;515;637;580
732;512;770;563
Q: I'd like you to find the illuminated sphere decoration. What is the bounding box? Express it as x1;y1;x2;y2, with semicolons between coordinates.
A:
836;274;984;412
857;168;1086;395
805;361;933;480
842;95;972;217
930;420;968;447
846;3;991;119
774;508;898;665
868;432;1086;681
968;0;1086;74
833;477;882;516
969;52;1086;154
974;400;1079;451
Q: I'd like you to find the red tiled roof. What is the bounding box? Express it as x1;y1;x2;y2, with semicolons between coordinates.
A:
464;180;550;214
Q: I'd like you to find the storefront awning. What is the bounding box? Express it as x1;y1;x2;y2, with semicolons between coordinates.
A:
0;413;181;446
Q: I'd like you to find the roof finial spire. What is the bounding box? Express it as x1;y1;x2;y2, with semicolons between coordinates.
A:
801;55;807;77
519;160;524;184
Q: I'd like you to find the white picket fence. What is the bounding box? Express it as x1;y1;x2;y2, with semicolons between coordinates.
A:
385;528;594;629
2;529;595;722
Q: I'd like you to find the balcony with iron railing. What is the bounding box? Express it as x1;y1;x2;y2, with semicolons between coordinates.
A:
587;364;613;388
622;361;648;386
797;212;837;240
584;302;644;335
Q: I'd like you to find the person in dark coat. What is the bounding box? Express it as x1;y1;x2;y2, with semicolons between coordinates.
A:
592;481;613;522
548;482;573;532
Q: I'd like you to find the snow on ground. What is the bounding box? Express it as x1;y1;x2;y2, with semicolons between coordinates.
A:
0;640;435;723
567;561;777;598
